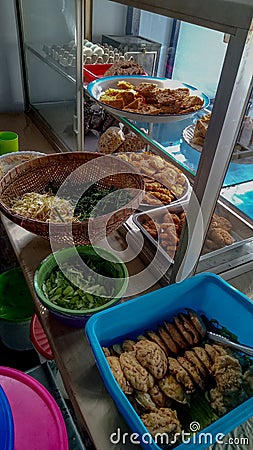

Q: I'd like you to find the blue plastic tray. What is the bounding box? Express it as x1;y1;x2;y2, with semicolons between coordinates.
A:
85;273;253;450
0;385;14;450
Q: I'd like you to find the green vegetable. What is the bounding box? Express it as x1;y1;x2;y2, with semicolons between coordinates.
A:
42;255;120;311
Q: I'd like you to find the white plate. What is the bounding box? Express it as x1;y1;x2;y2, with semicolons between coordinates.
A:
87;75;209;124
182;124;203;152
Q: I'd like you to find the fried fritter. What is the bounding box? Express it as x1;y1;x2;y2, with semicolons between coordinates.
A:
210;386;248;416
177;356;205;390
192;346;212;373
158;374;188;404
164;321;188;350
141;408;181;438
106;356;133;395
119;351;155;392
122;340;136;352
204;343;221;365
149;385;167;408
135;390;158;412
173;316;194;346
168;357;195;393
158;326;181;355
178;313;200;344
212;354;242;394
209;227;234;247
135;340;167;380
186;309;206;338
184;350;208;378
146;330;170;356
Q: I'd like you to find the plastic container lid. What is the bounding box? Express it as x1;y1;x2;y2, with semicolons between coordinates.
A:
83;63;112;82
0;385;14;450
0;267;34;322
0;367;68;450
30;314;54;360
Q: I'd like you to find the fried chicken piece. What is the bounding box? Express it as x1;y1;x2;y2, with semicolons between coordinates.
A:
177;356;205;389
159;227;179;245
164;322;188;350
212;354;243;394
145;190;175;204
141;408;181;438
168;357;195;393
158;326;181;355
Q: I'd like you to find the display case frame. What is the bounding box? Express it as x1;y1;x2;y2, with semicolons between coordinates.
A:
108;0;253;283
15;0;253;282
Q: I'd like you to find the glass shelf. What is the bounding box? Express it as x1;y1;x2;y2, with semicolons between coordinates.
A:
33;101;77;151
120;114;253;187
26;44;76;84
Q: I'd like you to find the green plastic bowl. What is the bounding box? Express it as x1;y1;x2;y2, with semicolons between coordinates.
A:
34;246;129;326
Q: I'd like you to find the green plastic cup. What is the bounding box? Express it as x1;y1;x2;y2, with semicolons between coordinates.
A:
0;131;19;155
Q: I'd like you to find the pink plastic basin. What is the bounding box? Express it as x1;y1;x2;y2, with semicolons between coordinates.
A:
0;367;68;450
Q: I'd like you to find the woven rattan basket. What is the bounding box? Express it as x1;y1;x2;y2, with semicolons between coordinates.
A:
0;152;144;244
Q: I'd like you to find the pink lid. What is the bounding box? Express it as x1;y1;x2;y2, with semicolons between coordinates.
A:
0;367;68;450
30;314;54;360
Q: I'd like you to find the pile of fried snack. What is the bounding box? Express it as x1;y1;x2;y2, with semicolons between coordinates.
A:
192;113;211;146
141;210;234;258
98;125;146;154
103;308;253;442
100;80;204;115
117;152;187;205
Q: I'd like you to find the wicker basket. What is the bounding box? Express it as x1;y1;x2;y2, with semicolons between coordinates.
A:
0;152;144;244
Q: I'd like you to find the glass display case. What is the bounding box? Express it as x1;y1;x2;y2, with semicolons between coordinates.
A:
17;0;85;151
88;0;253;283
16;0;253;284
